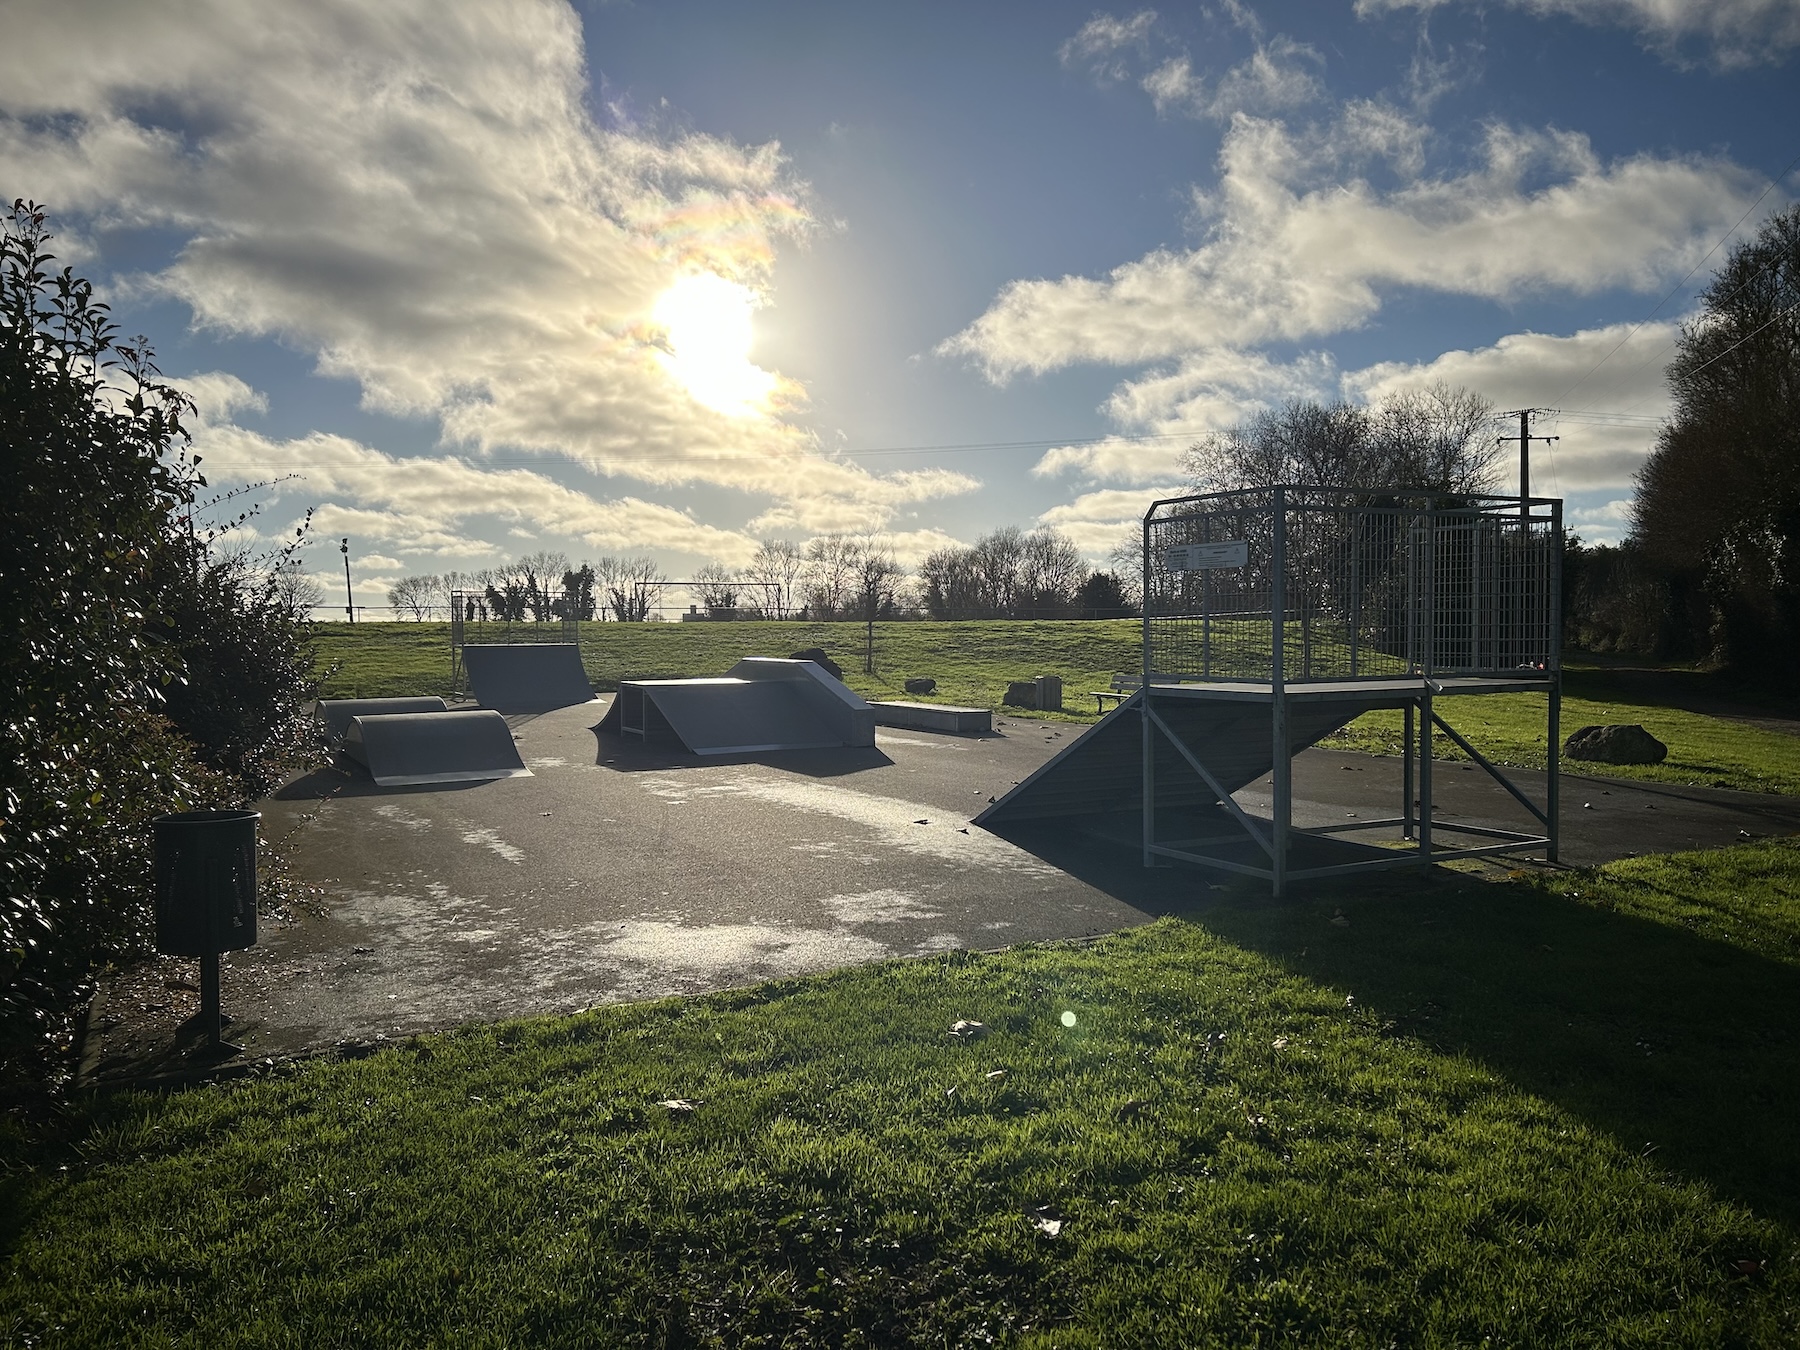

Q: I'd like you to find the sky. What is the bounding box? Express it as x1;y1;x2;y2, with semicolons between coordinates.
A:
4;0;1797;610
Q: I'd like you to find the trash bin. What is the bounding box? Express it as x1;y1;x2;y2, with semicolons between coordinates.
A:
153;809;259;956
153;809;258;1052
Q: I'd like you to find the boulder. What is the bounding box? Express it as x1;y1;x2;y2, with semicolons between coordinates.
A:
1563;723;1668;765
1003;680;1038;709
904;677;937;695
789;648;844;681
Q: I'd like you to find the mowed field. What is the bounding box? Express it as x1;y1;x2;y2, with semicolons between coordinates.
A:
312;620;1800;795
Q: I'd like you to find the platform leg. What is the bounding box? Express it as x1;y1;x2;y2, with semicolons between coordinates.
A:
1547;680;1561;863
1271;692;1289;899
1402;703;1415;840
1418;687;1433;869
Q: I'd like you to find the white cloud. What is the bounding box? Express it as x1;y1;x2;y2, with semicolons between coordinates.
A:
194;421;766;564
1343;320;1675;494
1360;0;1800;68
1037;485;1188;560
1357;0;1800;68
1060;10;1161;82
169;371;268;425
0;0;972;533
942;114;1757;380
1145;40;1325;120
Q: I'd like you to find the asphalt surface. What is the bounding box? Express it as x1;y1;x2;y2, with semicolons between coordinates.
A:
81;696;1800;1081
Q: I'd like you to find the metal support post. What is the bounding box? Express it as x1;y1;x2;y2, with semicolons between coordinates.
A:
1402;703;1415;840
1271;490;1288;898
1418;684;1434;868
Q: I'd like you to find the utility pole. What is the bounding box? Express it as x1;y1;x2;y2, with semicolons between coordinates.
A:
1498;409;1558;520
340;537;355;624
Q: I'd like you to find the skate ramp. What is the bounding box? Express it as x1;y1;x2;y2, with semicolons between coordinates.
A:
596;658;875;755
976;690;1359;826
461;643;594;713
343;710;533;787
316;697;448;746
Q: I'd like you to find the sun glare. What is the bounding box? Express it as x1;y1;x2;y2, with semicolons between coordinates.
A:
653;272;776;416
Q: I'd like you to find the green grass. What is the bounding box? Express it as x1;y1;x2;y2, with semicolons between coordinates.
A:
312;619;1145;723
5;841;1798;1345
1327;663;1800;794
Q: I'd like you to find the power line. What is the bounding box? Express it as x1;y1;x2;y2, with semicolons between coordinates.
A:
1550;150;1800;408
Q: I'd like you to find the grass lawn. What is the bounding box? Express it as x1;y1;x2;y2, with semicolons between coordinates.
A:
4;840;1797;1345
1326;662;1800;795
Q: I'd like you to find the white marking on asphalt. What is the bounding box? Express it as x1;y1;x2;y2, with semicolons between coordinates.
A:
640;773;1061;876
817;888;943;924
460;827;525;864
373;804;432;832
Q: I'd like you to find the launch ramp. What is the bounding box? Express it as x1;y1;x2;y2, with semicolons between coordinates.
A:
596;657;875;755
460;643;595;713
317;697;449;746
977;486;1564;895
343;710;533;787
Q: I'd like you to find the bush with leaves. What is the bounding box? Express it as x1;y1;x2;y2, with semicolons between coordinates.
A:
1;201;316;1078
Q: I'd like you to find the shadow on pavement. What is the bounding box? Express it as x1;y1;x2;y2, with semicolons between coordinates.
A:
992;821;1800;1230
272;764;492;801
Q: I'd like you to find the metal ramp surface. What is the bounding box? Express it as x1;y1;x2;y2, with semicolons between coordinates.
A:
596;657;875;755
343;710;533;787
316;697;447;745
977;687;1364;827
461;643;595;713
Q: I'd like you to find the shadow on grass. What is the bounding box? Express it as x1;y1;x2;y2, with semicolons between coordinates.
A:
993;822;1800;1230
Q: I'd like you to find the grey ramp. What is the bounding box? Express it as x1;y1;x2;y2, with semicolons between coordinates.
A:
976;690;1358;826
316;697;447;745
462;643;594;713
595;658;875;755
344;710;532;787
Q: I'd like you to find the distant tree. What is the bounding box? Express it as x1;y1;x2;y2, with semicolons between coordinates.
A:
273;559;326;616
1632;204;1800;675
917;526;1086;619
557;564;598;621
602;556;666;621
1076;570;1137;619
743;538;805;618
694;562;741;616
386;573;442;621
802;535;859;619
1182;385;1499;495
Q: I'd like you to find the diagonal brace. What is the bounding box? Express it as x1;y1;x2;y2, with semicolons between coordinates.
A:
1429;710;1549;828
1146;705;1275;858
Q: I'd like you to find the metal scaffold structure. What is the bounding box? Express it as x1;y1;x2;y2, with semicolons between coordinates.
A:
979;486;1563;896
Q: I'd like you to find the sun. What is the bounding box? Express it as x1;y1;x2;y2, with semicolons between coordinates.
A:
653;272;776;416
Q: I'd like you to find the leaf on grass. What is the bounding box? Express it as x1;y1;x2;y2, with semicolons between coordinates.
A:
1116;1098;1150;1120
655;1098;700;1112
1027;1206;1065;1237
984;1069;1007;1080
1330;910;1350;927
948;1020;988;1040
1272;1037;1289;1050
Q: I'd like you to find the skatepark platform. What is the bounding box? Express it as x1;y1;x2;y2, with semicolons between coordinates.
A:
342;710;532;787
461;643;595;713
316;697;448;745
596;657;875;755
871;701;992;735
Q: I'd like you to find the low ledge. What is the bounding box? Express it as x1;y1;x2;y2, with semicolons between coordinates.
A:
870;701;992;735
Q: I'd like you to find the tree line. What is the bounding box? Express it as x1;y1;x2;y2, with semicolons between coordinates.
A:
383;531;1138;623
1569;203;1800;683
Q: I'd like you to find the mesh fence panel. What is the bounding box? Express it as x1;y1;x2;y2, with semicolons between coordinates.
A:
1144;488;1559;682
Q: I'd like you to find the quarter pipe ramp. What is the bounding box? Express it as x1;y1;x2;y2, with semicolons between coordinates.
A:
343;710;533;787
461;643;595;713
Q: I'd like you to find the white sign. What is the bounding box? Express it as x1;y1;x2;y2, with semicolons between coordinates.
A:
1163;540;1248;571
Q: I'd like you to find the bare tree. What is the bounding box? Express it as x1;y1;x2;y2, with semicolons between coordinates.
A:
742;538;805;618
602;556;666;621
272;560;325;617
802;534;860;619
386;573;445;621
693;562;741;616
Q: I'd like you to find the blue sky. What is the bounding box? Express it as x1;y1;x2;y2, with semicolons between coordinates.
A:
5;0;1797;607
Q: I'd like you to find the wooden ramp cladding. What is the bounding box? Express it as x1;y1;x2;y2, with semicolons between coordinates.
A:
976;686;1365;827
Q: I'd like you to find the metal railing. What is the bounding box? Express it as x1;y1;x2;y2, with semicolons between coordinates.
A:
1142;487;1562;684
